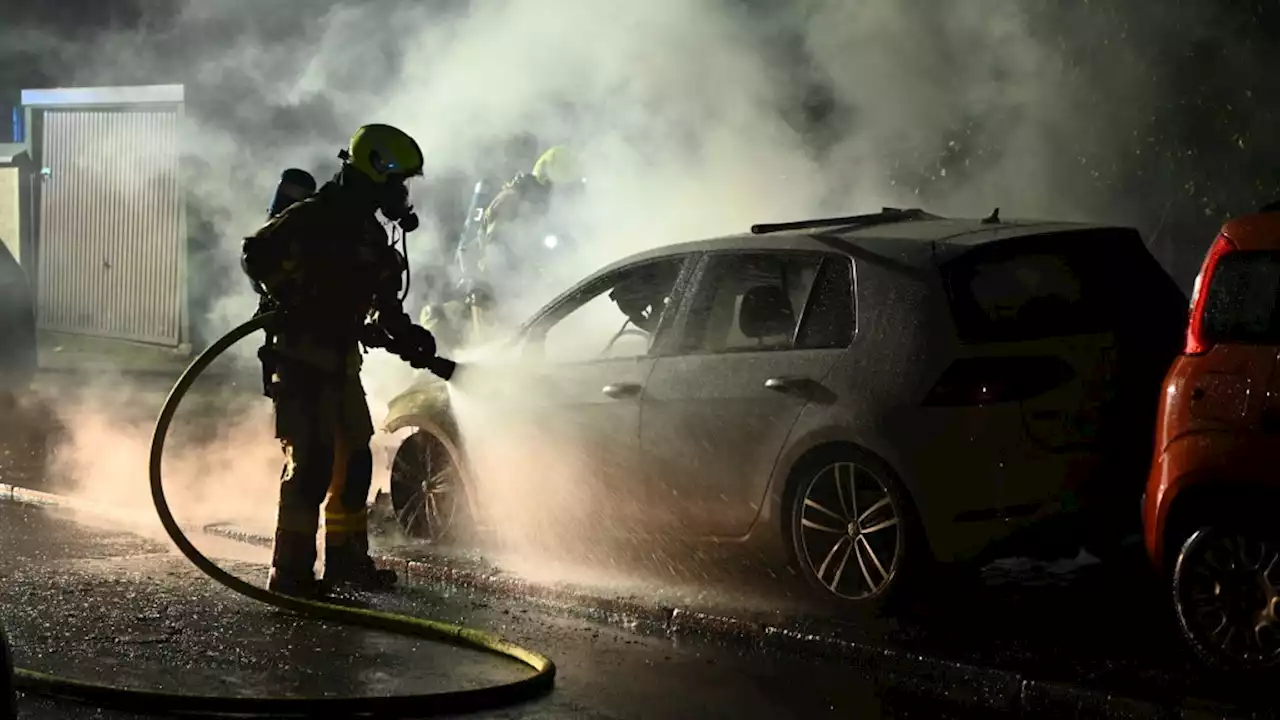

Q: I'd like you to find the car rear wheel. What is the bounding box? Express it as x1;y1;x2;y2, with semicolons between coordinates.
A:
390;429;468;544
787;447;925;615
1173;524;1280;672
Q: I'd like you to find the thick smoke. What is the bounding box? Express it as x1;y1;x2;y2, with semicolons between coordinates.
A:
4;0;1250;340
6;0;1278;577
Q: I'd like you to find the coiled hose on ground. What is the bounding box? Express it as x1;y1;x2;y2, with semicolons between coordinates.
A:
7;310;557;718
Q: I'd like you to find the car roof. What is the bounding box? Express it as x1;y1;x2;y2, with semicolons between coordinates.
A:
1220;211;1280;251
590;215;1131;279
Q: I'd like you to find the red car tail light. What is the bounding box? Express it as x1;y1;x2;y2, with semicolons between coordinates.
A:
921;356;1077;407
1185;234;1237;355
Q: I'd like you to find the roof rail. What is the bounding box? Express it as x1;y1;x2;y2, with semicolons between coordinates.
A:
750;207;933;235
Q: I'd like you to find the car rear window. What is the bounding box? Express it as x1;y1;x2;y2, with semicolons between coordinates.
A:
940;229;1182;344
1201;251;1280;346
944;251;1110;343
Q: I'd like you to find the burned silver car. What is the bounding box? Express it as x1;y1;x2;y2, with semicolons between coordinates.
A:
381;209;1185;613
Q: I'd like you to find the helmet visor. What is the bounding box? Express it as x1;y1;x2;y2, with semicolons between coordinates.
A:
380;174;420;221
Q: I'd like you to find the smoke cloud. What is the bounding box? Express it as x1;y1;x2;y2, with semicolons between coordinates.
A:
8;1;1279;308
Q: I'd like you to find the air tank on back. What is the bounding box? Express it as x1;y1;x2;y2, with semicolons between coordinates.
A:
249;168;317;312
268;168;317;218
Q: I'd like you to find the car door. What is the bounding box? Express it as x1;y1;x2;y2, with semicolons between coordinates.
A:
502;253;695;534
640;250;855;538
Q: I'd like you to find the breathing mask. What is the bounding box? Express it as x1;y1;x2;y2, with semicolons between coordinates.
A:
379;175;420;233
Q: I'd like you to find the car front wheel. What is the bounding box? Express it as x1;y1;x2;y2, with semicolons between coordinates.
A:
1173;525;1280;672
787;447;925;615
389;429;468;544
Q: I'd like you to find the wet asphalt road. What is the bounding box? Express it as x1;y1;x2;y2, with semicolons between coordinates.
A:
1;377;1272;717
384;535;1263;714
0;502;983;720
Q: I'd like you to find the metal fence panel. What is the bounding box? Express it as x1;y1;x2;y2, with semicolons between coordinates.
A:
37;108;182;345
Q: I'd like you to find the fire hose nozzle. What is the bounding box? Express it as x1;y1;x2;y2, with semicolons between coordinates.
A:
424;356;458;382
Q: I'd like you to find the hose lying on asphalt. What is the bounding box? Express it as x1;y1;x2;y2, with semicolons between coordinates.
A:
10;310;557;718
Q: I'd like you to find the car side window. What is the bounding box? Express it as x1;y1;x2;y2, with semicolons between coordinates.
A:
795;256;855;349
528;257;686;364
679;252;832;355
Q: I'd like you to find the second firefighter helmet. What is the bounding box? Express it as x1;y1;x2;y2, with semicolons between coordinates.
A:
531;145;584;187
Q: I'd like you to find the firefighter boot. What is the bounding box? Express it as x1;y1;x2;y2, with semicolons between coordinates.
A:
324;508;398;592
267;528;325;598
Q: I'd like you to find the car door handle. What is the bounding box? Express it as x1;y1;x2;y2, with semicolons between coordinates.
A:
602;382;643;399
764;376;838;404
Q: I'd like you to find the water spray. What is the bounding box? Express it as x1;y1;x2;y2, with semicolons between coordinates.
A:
6;310;552;718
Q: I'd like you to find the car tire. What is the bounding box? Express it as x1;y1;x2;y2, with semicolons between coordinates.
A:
389;428;470;545
785;446;929;617
1172;524;1280;672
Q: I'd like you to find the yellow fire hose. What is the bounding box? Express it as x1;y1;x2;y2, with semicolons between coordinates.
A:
9;311;557;717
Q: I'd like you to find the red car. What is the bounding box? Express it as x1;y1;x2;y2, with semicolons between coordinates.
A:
1144;205;1280;671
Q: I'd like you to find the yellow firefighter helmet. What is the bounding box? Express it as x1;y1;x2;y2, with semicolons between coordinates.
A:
345;124;424;184
531;145;583;186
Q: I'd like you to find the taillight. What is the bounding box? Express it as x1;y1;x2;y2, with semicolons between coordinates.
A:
1185;234;1237;355
922;356;1077;407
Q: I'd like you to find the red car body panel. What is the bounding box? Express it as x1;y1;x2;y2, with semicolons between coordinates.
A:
1144;211;1280;574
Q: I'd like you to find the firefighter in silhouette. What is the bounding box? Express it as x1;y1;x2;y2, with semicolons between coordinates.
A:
475;144;584;277
241;124;449;598
431;145;584;343
452;132;541;275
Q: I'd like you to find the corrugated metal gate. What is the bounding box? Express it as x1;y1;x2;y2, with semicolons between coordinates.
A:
35;108;183;345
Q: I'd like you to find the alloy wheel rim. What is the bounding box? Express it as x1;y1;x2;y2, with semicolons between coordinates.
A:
1180;531;1280;665
797;461;901;600
397;440;460;543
